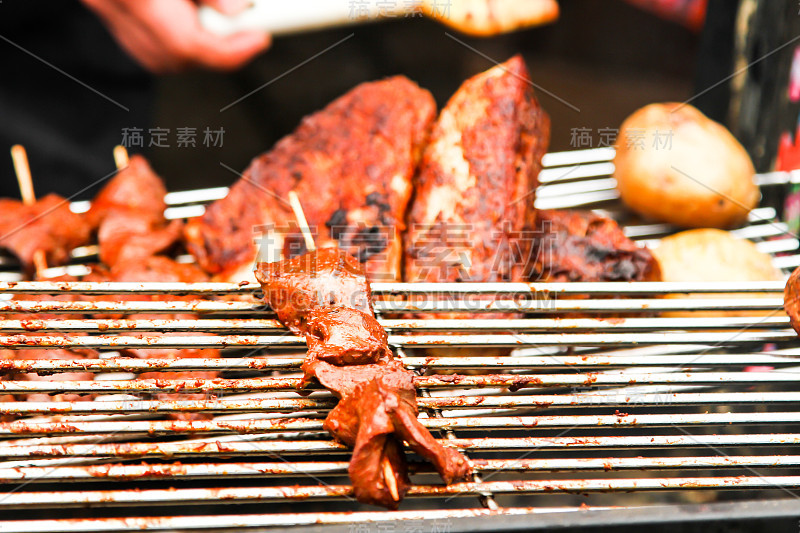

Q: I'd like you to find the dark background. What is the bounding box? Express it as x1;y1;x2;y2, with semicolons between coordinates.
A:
0;0;704;198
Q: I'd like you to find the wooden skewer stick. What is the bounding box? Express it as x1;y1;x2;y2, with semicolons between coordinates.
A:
113;145;129;169
287;190;316;252
383;456;400;502
10;145;48;278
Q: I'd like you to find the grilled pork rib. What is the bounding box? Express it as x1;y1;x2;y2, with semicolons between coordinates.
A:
404;55;549;287
186;77;436;283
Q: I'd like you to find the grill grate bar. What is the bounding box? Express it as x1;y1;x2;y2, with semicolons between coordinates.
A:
0;297;784;314
0;280;785;295
3;371;800;395
3;477;800;509
1;351;797;373
4;411;800;436
2;434;800;459
2;391;799;416
3;454;800;484
0;507;609;533
0;330;792;350
0;316;790;333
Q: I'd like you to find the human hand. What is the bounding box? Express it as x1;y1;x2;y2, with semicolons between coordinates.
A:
81;0;271;73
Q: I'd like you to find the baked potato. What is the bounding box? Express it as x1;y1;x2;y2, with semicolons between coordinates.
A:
614;103;758;229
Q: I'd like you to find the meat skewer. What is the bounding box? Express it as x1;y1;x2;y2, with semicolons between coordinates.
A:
256;248;471;508
87;154;183;266
4;146;96;403
285;193;399;502
10;145;48;278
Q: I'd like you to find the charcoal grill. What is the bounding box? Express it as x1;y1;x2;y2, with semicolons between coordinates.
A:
1;148;799;532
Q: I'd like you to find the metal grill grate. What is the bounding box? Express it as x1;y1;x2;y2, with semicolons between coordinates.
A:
0;148;799;532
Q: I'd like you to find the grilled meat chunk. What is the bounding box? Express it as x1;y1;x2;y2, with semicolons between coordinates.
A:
304;307;391;367
531;209;661;282
254;248;373;334
256;249;472;509
186;77;436;283
404;55;549;286
0;194;91;275
88;155;182;267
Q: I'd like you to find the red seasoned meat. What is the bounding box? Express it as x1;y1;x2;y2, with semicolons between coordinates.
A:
255;249;471;509
531;209;661;282
87;155;182;267
0;194;91;275
254;248;373;334
404;55;549;286
785;267;800;335
185;77;436;283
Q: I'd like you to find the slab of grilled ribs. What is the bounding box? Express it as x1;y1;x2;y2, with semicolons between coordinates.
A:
404;55;549;287
255;248;471;508
185;76;437;283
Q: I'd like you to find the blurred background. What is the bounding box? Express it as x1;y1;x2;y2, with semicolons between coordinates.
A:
1;0;796;197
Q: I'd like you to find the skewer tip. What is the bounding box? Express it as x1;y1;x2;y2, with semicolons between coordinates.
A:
10;144;35;206
288;190;316;252
382;457;400;502
113;145;130;170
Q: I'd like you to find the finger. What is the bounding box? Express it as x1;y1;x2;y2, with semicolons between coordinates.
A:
198;0;252;16
189;29;271;71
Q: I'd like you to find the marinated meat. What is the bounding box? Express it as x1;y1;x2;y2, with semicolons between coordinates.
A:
256;249;471;508
531;209;661;282
87;155;182;267
186;77;437;283
87;155;168;227
254;248;373;334
97;212;183;267
304;307;391;367
404;55;549;286
109;255;209;286
0;194;91;275
312;359;471;485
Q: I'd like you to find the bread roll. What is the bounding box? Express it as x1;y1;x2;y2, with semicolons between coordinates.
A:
653;229;782;317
